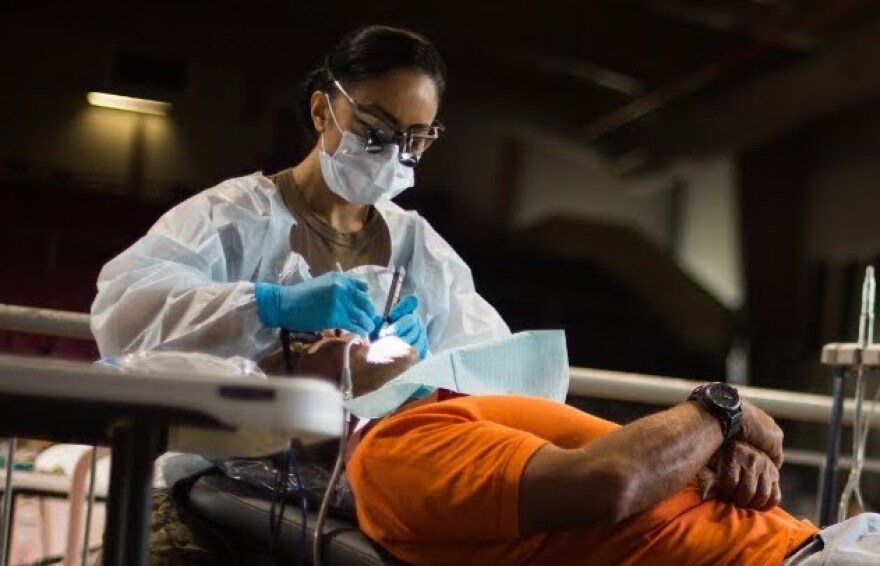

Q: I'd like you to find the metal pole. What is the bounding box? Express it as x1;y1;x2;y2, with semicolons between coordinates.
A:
819;368;847;526
1;438;17;566
0;304;92;340
567;367;880;426
81;447;99;566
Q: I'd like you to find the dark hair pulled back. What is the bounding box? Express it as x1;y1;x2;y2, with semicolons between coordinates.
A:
298;25;446;141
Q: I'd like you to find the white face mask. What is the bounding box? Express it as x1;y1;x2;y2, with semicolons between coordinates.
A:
319;97;415;205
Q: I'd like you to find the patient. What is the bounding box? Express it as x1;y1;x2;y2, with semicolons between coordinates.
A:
129;331;873;565
167;337;872;565
254;337;872;565
345;377;879;565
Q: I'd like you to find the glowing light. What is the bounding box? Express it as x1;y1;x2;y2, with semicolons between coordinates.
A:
378;324;397;339
365;336;412;364
86;92;172;116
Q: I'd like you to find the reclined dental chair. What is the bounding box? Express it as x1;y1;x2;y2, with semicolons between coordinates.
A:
186;471;404;565
183;334;410;565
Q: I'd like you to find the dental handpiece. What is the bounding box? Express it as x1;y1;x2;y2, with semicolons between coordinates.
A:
867;266;875;346
858;267;875;348
382;266;405;326
839;265;877;521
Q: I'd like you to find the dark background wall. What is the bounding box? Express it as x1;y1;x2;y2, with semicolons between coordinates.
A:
3;1;880;407
7;0;880;520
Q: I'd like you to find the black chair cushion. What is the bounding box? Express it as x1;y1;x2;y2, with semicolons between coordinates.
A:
187;472;405;566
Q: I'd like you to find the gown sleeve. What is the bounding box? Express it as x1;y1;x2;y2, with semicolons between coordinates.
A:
90;177;281;360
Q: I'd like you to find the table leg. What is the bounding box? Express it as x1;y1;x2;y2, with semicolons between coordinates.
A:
82;447;98;566
102;420;164;566
1;437;17;566
818;368;846;526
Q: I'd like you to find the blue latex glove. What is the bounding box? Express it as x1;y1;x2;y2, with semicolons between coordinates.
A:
378;294;428;359
254;272;378;335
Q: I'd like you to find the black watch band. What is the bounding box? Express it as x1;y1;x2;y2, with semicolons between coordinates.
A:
688;382;743;442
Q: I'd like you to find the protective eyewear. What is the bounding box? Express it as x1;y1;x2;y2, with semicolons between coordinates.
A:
329;77;444;167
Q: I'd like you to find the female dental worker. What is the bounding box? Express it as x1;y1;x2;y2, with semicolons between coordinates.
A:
89;25;510;565
90;25;509;367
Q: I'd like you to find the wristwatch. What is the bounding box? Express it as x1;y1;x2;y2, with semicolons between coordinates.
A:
688;382;743;441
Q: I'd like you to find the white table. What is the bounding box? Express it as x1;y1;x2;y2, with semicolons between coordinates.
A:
0;354;342;566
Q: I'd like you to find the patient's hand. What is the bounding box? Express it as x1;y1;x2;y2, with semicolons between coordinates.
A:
741;400;784;468
697;440;781;511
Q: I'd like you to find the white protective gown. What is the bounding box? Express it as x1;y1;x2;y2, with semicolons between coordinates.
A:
90;172;510;362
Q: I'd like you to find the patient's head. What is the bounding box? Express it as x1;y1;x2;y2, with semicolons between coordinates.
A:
289;330;419;397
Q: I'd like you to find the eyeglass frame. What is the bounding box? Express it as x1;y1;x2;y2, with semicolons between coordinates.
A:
325;70;445;167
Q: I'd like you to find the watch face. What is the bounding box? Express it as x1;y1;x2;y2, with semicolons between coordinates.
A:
708;383;740;409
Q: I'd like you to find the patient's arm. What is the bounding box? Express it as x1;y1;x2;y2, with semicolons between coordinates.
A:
518;399;783;534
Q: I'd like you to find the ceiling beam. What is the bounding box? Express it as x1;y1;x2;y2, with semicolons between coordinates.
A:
646;0;822;52
481;43;644;97
620;15;880;161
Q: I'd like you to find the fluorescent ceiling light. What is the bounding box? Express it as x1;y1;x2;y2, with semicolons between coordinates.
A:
86;92;172;116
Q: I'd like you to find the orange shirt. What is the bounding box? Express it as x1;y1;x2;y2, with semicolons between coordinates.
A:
348;395;818;565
